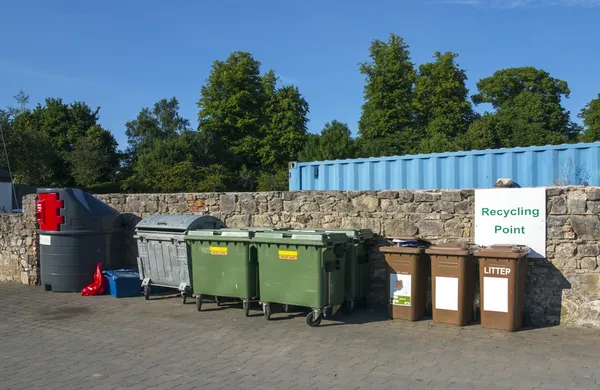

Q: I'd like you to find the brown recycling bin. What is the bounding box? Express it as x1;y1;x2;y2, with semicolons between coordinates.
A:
475;245;530;331
427;243;477;326
379;237;430;321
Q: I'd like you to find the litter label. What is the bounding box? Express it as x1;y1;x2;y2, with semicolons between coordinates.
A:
210;246;228;256
435;276;458;311
390;273;411;306
278;250;298;260
39;235;51;246
483;277;509;313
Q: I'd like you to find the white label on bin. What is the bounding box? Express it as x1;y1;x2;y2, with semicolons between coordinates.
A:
483;277;509;313
39;235;51;246
435;276;458;311
390;273;411;306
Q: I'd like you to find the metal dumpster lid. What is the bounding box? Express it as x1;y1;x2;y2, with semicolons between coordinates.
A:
474;245;530;259
136;214;219;231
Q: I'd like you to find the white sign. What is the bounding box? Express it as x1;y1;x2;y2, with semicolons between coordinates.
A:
39;235;51;246
390;273;411;306
435;276;458;311
475;188;546;258
483;277;509;313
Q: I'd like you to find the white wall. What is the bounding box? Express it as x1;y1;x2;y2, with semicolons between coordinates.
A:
0;183;12;212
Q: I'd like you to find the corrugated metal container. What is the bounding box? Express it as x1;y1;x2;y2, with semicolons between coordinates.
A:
289;142;600;191
135;214;225;303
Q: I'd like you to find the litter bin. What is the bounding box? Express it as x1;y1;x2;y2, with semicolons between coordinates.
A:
475;245;530;331
379;236;431;321
37;188;123;292
426;243;478;326
185;228;262;316
135;214;224;302
252;231;348;327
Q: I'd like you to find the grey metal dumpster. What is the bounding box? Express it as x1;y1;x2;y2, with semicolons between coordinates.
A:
37;188;123;292
135;214;224;303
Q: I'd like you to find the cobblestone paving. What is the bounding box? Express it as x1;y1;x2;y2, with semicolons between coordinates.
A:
1;282;599;390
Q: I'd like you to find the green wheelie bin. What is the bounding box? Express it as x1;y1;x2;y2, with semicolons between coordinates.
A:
185;228;260;316
252;231;348;327
290;228;375;314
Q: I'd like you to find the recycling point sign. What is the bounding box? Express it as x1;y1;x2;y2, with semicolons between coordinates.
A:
474;188;546;258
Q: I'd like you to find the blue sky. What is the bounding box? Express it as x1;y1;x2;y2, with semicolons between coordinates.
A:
1;0;598;149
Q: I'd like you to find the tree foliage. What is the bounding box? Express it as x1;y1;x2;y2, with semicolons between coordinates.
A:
414;52;476;153
358;34;419;157
580;94;600;142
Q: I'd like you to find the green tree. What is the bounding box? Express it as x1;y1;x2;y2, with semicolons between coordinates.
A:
197;52;264;171
259;83;309;169
414;52;476;153
358;34;419;157
466;67;578;149
319;120;355;160
6;97;118;186
580;94;600;142
67;125;120;187
298;133;322;162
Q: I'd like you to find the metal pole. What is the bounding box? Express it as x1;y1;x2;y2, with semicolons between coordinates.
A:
0;123;19;211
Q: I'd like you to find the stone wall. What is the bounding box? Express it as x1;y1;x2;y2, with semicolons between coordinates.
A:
2;187;600;328
0;198;38;284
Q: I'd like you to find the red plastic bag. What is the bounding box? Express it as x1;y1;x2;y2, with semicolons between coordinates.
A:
81;263;107;296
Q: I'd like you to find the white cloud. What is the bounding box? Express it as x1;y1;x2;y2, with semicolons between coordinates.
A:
440;0;600;7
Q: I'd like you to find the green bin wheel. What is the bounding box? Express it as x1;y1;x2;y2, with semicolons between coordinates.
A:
306;312;322;328
243;300;250;317
196;296;202;312
181;293;187;305
263;303;271;321
143;285;150;301
283;304;290;313
215;296;222;307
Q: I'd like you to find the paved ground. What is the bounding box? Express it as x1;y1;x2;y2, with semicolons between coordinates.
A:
1;283;600;390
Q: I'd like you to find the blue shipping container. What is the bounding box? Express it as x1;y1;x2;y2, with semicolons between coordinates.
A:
288;142;600;191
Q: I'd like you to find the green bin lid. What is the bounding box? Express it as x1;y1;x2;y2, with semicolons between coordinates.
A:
252;231;348;246
185;228;253;239
288;228;373;241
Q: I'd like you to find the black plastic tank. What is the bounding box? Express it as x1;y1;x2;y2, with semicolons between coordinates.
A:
37;188;123;292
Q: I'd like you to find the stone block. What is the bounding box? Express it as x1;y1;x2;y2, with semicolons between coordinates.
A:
377;191;398;199
417;220;444;238
268;198;283;212
579;257;598;271
220;194;236;214
454;200;472;214
283;200;302;213
579;244;600;257
587;189;600;201
441;191;462;202
351;195;379;213
567;191;587;214
382;219;418;236
570;215;600;240
587;201;600;215
414;191;440;203
549;196;567;214
300;202;319;212
397;191;414;202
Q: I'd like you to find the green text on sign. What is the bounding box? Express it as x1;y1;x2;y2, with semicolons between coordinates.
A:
481;207;540;218
391;296;411;306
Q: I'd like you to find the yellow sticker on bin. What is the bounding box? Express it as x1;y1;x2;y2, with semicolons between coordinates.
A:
278;250;298;260
210;246;228;255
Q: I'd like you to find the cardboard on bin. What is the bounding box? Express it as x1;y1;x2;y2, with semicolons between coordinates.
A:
379;236;431;255
426;242;477;256
474;245;530;259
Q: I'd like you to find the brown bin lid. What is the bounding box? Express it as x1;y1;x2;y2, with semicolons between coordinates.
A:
425;242;478;256
474;245;530;259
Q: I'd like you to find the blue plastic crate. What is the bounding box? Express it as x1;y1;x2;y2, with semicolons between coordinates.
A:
103;269;142;298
